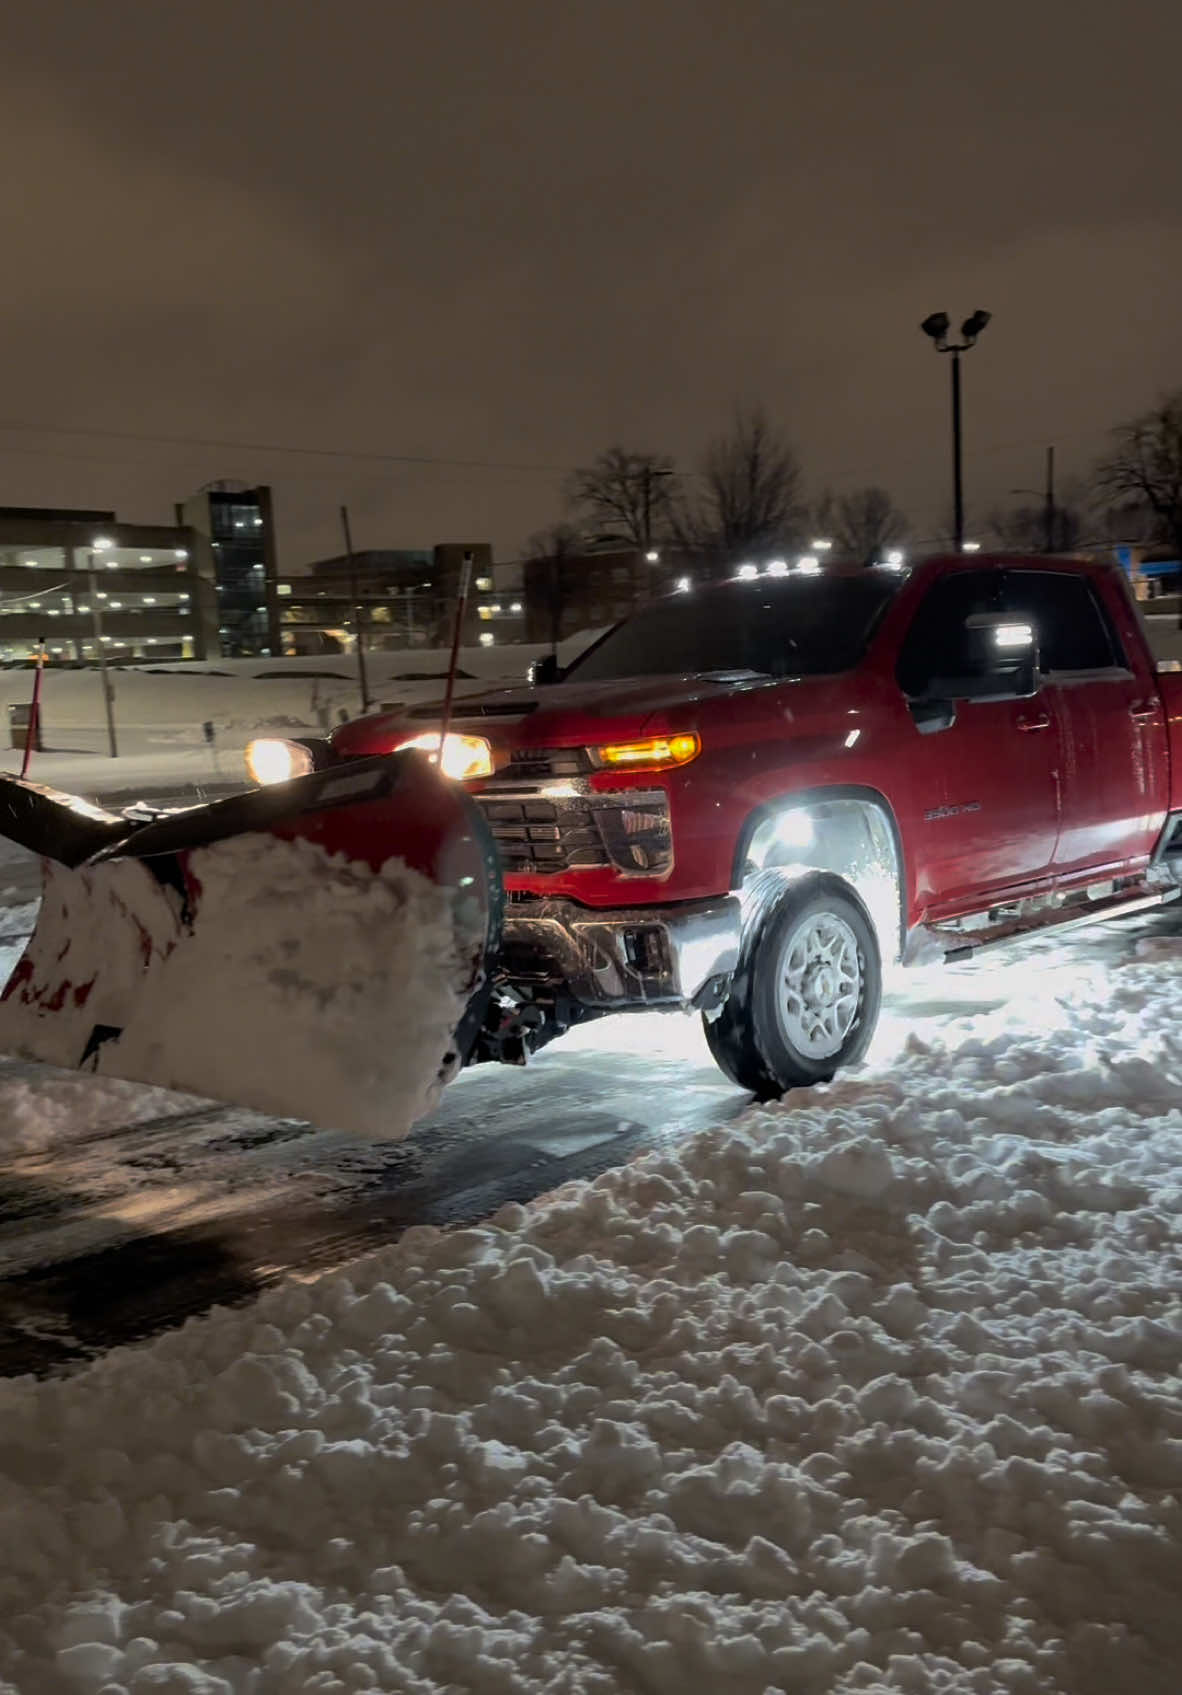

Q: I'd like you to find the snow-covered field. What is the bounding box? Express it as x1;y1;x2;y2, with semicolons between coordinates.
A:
0;639;593;800
0;916;1179;1690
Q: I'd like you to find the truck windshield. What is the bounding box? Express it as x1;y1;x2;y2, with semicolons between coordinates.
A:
564;573;900;684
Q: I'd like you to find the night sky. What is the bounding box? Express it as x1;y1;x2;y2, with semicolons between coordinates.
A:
3;0;1179;565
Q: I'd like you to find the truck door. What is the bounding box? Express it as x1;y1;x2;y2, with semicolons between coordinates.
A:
895;568;1061;919
1003;567;1168;876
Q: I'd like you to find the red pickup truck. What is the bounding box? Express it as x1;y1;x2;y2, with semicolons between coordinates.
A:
259;553;1182;1097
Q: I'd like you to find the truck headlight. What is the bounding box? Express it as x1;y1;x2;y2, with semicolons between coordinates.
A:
245;738;315;786
396;731;493;781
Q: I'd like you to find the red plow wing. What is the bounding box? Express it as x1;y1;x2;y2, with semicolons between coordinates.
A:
0;754;502;1140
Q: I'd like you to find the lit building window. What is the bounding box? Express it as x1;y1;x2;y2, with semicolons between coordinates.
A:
475;576;493;591
277;584;292;596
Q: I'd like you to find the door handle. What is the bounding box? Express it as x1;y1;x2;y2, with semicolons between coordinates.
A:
1129;701;1159;721
1017;711;1051;732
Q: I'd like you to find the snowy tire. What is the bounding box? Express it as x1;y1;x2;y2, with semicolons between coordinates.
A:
703;874;881;1098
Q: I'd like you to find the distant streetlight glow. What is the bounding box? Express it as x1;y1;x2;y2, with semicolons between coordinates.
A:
479;632;495;646
963;540;981;552
645;549;660;563
811;539;833;552
766;558;789;576
675;575;691;592
796;555;822;574
736;563;759;580
886;548;905;566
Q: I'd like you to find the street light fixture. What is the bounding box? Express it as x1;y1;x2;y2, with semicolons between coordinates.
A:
920;308;992;553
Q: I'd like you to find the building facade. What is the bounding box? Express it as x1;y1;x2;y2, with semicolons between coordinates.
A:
522;545;673;647
0;506;218;664
278;544;515;655
176;483;281;656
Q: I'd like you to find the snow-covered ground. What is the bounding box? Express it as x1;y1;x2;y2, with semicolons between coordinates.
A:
0;910;1180;1690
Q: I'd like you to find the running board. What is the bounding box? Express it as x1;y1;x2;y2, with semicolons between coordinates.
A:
936;886;1180;963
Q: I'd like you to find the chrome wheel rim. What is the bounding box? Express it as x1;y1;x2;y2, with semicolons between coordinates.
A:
776;911;862;1059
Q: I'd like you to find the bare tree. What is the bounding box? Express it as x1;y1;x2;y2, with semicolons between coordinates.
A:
1095;392;1182;560
566;448;679;551
812;486;909;565
521;523;583;653
984;499;1082;554
678;406;805;568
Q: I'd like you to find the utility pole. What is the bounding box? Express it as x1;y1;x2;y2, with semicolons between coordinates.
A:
340;505;371;713
641;464;674;603
1044;445;1056;554
87;542;118;758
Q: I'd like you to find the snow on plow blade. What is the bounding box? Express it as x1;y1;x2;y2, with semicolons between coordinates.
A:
0;754;502;1140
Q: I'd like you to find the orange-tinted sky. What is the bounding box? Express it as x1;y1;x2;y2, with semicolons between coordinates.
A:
2;0;1179;564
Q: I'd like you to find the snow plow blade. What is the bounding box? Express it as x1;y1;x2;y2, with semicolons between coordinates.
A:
0;754;502;1140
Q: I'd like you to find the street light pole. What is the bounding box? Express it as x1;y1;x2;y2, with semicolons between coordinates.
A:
920;311;991;554
88;540;118;758
950;349;964;556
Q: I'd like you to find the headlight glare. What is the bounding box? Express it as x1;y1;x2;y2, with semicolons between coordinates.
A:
245;738;315;786
397;731;493;781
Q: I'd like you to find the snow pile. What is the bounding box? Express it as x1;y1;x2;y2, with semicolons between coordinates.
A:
0;835;468;1142
1;946;1181;1689
0;1067;193;1157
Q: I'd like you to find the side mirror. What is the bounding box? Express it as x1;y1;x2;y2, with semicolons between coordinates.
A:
529;653;563;686
925;615;1041;703
954;654;1039;702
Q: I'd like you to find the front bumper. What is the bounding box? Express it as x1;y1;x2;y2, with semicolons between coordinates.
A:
499;893;741;1008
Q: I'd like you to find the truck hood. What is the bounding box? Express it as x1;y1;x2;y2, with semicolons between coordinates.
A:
332;670;779;757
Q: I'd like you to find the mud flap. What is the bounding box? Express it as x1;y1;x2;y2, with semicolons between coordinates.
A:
0;754;503;1138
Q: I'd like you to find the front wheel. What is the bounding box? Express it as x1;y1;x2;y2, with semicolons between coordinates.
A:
703;874;881;1098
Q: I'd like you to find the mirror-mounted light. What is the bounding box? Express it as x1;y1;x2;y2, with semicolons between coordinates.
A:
992;621;1034;650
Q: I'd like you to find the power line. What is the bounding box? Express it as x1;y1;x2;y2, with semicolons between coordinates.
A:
0;419;574;478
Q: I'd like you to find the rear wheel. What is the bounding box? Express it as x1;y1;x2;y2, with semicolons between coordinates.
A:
703;874;881;1098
